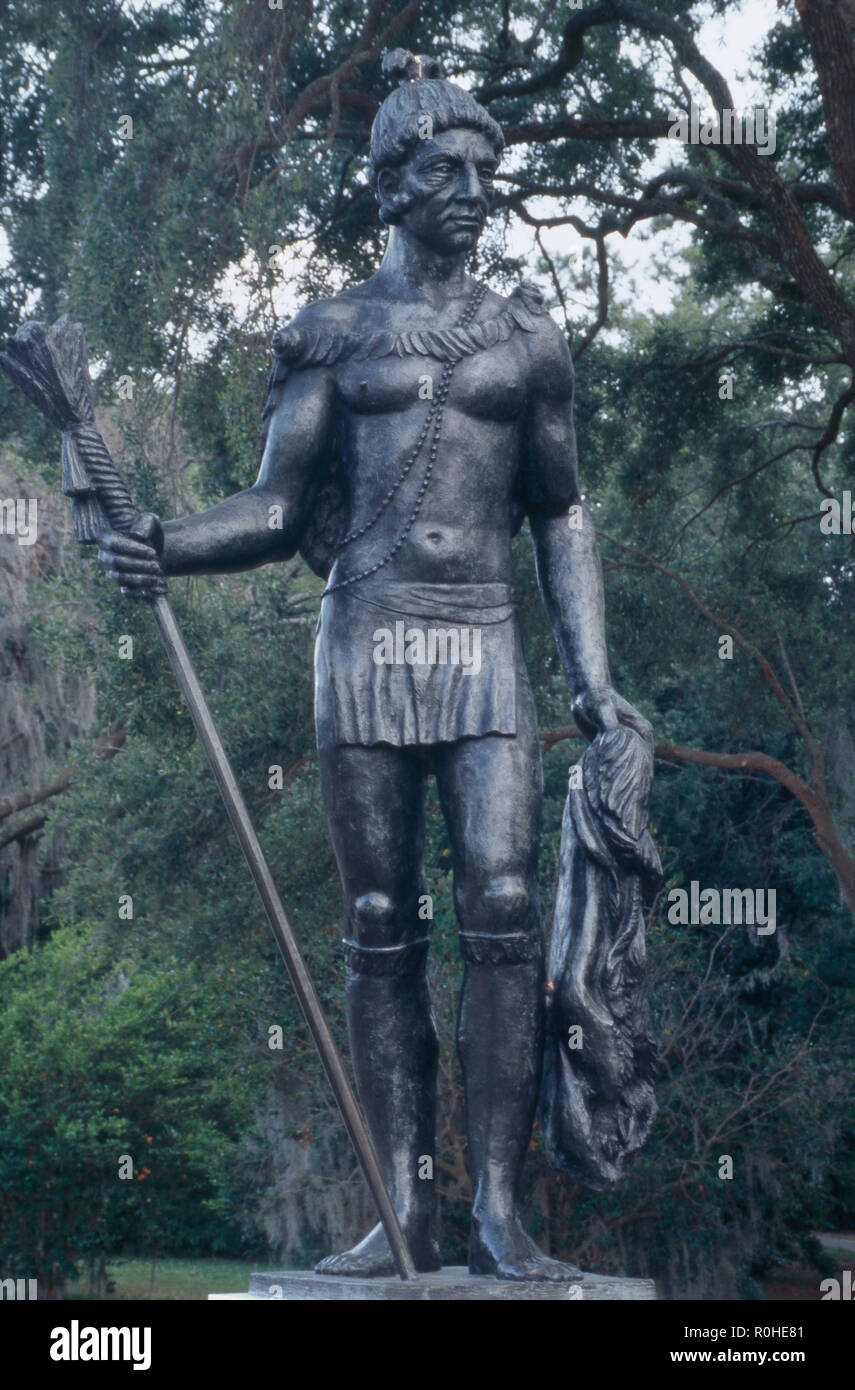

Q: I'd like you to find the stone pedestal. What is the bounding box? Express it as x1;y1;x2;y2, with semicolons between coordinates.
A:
209;1266;656;1301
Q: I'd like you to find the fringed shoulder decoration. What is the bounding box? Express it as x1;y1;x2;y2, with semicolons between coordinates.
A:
269;281;548;372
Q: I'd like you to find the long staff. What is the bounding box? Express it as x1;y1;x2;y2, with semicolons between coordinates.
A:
0;315;417;1282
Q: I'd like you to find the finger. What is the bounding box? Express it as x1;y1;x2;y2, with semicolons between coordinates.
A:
109;569;161;588
121;586;159;601
97;533;160;560
101;564;163;587
103;567;158;589
572;710;598;742
612;692;653;743
120;573;165;597
571;693;602;738
99;553;162;575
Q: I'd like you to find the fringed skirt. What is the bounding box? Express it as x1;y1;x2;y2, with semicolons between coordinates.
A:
314;579;524;749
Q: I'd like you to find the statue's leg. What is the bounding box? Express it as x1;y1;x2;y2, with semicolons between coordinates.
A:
435;693;580;1282
315;741;440;1277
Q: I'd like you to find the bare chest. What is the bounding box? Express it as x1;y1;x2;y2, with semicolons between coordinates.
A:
335;336;529;423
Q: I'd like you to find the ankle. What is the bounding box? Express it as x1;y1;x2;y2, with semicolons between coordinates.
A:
471;1192;516;1226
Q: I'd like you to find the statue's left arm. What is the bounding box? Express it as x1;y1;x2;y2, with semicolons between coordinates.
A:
521;318;651;745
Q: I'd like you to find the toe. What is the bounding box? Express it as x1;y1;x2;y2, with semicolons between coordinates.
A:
543;1258;581;1282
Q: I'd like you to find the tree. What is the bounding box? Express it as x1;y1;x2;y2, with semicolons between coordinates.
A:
3;0;855;910
0;919;260;1294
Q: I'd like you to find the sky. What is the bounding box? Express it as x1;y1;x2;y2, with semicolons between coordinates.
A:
507;0;775;320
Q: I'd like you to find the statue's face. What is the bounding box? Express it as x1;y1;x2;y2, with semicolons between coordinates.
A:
383;126;498;254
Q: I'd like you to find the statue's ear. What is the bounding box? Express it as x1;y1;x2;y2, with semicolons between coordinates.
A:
376;167;406;225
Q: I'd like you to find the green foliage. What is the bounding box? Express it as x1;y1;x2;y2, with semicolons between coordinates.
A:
0;918;260;1292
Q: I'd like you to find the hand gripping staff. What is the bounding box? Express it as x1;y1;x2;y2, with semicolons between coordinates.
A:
0;315;417;1282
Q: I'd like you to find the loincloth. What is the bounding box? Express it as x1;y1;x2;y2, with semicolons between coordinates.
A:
314;579;524;748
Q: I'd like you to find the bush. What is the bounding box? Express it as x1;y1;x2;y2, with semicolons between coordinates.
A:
0;920;260;1296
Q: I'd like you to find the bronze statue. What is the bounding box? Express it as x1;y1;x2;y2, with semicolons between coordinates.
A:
96;50;658;1282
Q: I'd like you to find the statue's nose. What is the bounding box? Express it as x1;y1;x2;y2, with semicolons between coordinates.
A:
455;164;485;202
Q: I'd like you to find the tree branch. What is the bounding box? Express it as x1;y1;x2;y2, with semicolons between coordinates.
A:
573;230;609;359
541;721;855;917
810;376;855;496
797;0;855;219
0;814;47;853
475;4;615;102
503;115;672;145
607;0;855;366
0;722;126;827
596;532;816;750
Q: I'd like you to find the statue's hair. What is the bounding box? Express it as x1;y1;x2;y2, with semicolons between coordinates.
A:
368;49;504;221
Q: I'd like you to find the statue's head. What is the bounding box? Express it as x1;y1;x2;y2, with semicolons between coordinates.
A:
368;50;504;253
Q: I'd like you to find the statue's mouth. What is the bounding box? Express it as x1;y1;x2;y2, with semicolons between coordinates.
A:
445;214;482;232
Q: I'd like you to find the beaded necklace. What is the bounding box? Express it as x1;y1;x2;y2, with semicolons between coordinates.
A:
321;279;488;597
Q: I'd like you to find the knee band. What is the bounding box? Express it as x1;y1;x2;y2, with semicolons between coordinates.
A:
342;936;430;977
459;931;542;965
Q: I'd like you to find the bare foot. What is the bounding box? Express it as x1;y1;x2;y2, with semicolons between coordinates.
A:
316;1221;440;1278
469;1210;581;1282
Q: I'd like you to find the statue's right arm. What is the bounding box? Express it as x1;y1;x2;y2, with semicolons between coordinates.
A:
97;363;335;592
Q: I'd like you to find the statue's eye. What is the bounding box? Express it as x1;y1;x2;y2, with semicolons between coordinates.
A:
479;167;495;183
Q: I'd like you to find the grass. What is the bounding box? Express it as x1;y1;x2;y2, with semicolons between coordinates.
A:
65;1256;264;1300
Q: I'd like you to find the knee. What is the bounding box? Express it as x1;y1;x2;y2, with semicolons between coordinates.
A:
349;890;400;947
455;872;535;936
